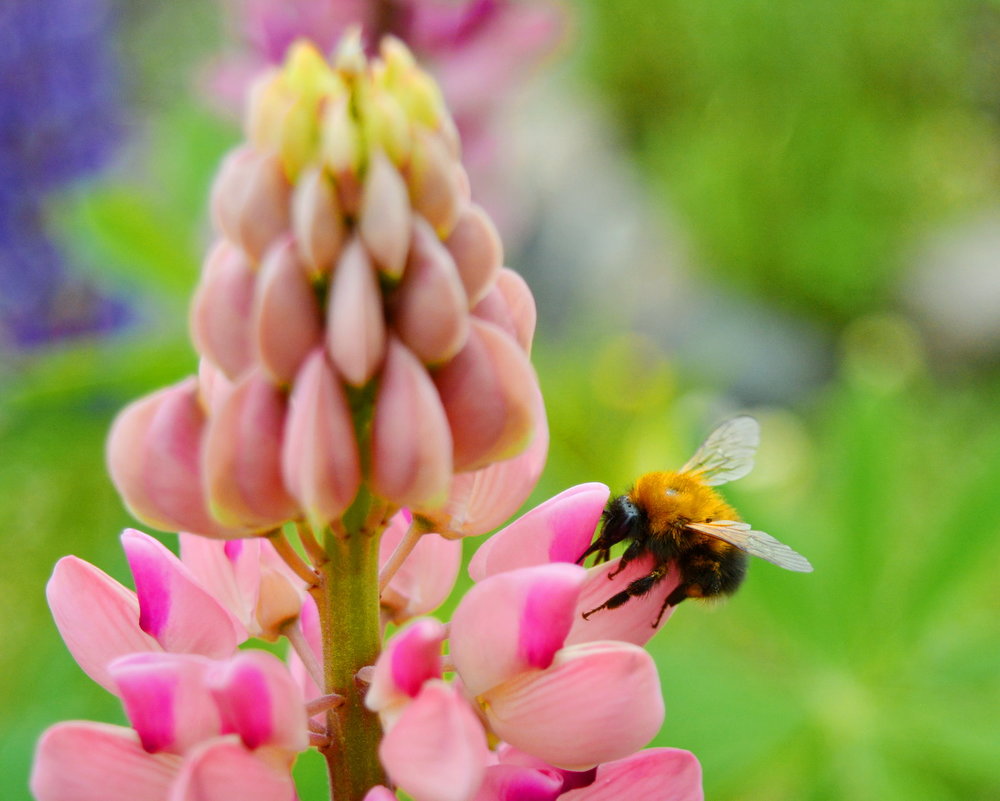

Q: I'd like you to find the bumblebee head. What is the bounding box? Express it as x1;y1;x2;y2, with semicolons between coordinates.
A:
631;470;730;531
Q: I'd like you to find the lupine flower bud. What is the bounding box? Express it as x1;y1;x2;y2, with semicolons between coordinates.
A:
110;35;544;537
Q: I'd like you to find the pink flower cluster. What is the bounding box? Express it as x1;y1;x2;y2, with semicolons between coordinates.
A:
33;485;703;800
31;35;703;801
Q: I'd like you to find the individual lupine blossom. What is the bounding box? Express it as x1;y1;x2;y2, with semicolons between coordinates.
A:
203;0;567;234
0;0;129;348
107;36;545;541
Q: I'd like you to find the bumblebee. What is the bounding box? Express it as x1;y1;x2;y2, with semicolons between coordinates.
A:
579;416;812;626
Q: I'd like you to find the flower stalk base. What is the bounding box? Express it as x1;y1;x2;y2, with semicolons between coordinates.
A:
320;515;387;800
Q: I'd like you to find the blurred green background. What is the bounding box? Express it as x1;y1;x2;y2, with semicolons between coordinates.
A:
3;1;1000;800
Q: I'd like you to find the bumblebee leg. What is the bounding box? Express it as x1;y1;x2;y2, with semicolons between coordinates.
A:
581;567;667;619
607;539;644;579
652;583;691;627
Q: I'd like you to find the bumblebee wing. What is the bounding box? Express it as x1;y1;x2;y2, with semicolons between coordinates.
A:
680;415;760;486
686;520;813;572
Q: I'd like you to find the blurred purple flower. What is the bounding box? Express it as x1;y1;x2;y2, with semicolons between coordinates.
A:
0;0;128;350
204;0;568;236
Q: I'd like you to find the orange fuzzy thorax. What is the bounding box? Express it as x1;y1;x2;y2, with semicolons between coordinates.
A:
629;471;739;535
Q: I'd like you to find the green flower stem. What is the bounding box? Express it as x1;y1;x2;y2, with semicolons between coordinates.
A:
319;507;387;800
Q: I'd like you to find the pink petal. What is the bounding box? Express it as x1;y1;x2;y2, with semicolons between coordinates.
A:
106;378;241;539
291;165;346;277
450;564;586;697
209;650;308;753
434;318;538;472
565;556;681;648
109;653;220;755
47;556;161;693
31;722;180;801
286;593;322;701
428;381;548;538
472;764;563;801
491;269;536;353
445;204;502;307
366;617;446;713
364;788;398;801
281;349;362;526
253;564;305;640
380;513;462;623
210;146;291;262
121;529;245;657
391;217;469;365
359;150;412;278
483;641;664;770
168;738;297;801
407;127;462;238
326;237;387;386
379;681;488;801
370;337;453;508
468;483;609;581
178;534;261;632
253;237;323;384
190;241;256;380
560;749;703;801
203;371;299;530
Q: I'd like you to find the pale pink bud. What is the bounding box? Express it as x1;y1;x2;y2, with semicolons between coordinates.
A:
253;566;303;640
326;238;387;386
190;241;256;381
253;237;323;384
371;337;453;508
197;359;234;415
429;382;548;538
446;204;502;306
391;217;469;365
281;349;362;526
359;150;412;278
203;371;299;531
31;722;177;801
210;146;291;262
106;378;240;538
407;127;462;238
291;165;346;277
434;318;538;472
472;268;536;354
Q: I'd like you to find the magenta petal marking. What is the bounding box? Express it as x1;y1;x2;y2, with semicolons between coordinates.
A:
517;581;577;670
389;620;444;697
120;671;177;754
223;540;244;563
225;662;273;749
124;540;171;640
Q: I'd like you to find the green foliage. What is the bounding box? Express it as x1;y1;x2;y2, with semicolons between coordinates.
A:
580;0;1000;321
